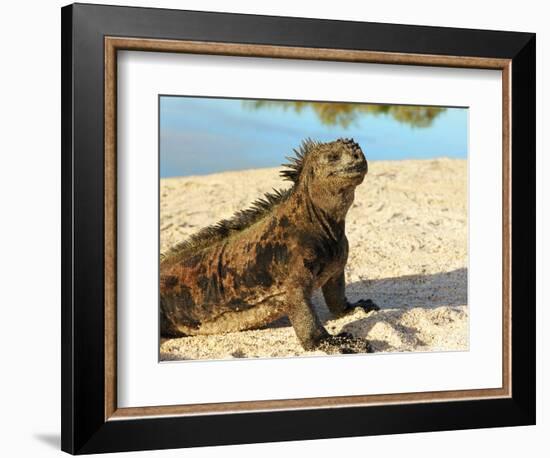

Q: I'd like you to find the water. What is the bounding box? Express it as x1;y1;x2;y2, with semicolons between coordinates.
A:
160;95;467;178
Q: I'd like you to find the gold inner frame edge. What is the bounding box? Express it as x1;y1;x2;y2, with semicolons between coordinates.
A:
104;37;512;421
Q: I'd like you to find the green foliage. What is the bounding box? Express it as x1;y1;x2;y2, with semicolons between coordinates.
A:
246;100;446;128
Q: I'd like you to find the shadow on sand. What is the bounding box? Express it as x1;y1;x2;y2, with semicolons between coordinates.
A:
267;267;467;333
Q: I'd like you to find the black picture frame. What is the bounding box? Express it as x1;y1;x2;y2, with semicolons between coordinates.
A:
61;3;536;454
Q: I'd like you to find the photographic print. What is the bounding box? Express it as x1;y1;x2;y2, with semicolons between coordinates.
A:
62;7;535;452
159;96;468;361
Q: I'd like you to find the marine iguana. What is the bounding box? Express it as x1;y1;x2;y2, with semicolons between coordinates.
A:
160;138;379;354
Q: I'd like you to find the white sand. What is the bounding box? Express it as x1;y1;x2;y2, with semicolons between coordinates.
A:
160;158;468;360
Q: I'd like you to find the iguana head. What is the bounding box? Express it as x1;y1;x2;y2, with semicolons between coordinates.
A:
281;138;368;219
310;138;367;185
282;138;367;187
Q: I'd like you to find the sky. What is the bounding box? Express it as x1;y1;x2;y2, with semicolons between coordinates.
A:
160;96;468;178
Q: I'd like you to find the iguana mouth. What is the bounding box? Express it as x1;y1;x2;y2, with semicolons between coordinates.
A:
336;163;368;177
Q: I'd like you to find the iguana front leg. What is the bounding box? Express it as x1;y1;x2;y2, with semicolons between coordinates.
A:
286;289;372;354
286;291;328;350
322;271;379;317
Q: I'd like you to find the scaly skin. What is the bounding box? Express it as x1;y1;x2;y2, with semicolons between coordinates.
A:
160;138;379;353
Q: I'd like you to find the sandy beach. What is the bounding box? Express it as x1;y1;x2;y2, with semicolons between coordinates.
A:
160;158;468;360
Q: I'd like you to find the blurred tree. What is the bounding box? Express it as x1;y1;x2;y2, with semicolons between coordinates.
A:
245;100;446;128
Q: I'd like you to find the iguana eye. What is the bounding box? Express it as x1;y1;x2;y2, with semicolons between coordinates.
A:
328;153;339;162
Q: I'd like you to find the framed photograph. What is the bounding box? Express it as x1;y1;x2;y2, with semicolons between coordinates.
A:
61;3;536;454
